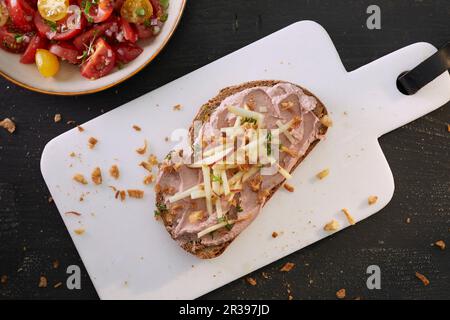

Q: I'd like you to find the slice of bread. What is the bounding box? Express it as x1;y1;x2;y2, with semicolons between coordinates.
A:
156;80;329;259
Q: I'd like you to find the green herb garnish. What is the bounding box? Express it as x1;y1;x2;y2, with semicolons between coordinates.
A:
159;0;169;9
160;12;168;22
14;34;23;43
136;8;146;16
236;205;243;213
266;131;272;156
143;19;152;28
218;216;234;231
154;203;168;216
44;19;58;32
211;174;222;183
241;117;257;125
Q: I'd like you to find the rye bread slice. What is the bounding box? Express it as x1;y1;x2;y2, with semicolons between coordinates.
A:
156;80;329;259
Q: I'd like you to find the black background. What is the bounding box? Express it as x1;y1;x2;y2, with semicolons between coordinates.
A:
0;0;449;300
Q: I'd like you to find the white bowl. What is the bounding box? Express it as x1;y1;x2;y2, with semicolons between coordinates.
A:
0;0;186;95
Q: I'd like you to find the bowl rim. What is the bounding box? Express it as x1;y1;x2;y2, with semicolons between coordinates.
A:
0;0;187;96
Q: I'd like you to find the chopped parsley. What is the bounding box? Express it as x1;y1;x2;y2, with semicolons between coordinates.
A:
14;35;23;43
136;8;146;16
154;203;168;216
236;205;243;213
266;131;272;156
211;174;222;183
160;12;168;22
241;117;257;125
218;216;234;231
44;19;58;32
159;0;169;9
164;152;172;161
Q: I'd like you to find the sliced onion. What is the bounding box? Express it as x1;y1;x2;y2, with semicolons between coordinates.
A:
150;18;158;26
66;5;81;30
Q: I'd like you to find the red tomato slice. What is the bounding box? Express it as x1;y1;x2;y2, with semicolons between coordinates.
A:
134;22;153;39
5;0;35;32
149;0;162;18
34;11;86;41
114;42;141;64
0;26;29;53
79;0;113;23
73;20;114;50
20;34;47;63
80;37;115;79
49;42;80;64
120;18;136;42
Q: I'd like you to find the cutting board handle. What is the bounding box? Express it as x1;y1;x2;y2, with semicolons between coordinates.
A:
347;42;450;137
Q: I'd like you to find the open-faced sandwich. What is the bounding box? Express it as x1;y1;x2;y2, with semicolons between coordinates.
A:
155;80;330;259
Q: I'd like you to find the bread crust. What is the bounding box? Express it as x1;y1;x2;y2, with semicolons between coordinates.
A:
156;80;328;259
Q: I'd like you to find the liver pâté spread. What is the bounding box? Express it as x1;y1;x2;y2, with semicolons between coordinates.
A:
155;82;325;251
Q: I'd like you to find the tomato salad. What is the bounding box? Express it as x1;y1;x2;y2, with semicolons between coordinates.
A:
0;0;168;79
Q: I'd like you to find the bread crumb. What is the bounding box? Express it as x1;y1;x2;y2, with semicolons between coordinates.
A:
0;118;16;133
342;208;356;225
88;137;98;149
91;167;102;185
447;124;450;132
435;240;446;250
148;154;159;166
140;161;153;172
1;275;7;284
261;272;270;279
246;277;257;286
368;195;378;205
65;211;82;216
127;189;144;199
132;125;141;131
73;174;88;185
54;114;62;123
52;260;59;269
120;190;126;201
74;228;85;235
283;183;294;192
66;120;76;125
280;262;295;272
406;217;411;224
143;175;154;185
415;272;430;286
316;168;329;179
173;104;182;111
69;152;76;157
38;276;47;288
77;125;84;132
109;165;119;179
48;196;53;203
165;137;169;142
136;139;148;155
336;288;346;299
53;282;63;288
272;231;279;238
324;219;340;231
320;115;333;127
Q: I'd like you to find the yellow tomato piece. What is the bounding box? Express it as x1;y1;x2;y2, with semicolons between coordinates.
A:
35;49;60;78
120;0;153;24
37;0;69;22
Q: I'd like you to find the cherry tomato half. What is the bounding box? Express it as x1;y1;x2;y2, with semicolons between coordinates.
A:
20;33;47;63
35;48;59;77
34;8;85;40
49;41;79;63
114;41;141;64
119;17;136;42
80;37;115;79
73;19;113;49
120;0;151;24
37;0;69;22
5;0;35;32
0;26;29;52
79;0;113;23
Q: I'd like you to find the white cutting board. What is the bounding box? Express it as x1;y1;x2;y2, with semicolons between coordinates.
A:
40;21;450;299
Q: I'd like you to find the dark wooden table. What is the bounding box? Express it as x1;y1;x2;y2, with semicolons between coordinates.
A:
0;0;449;300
